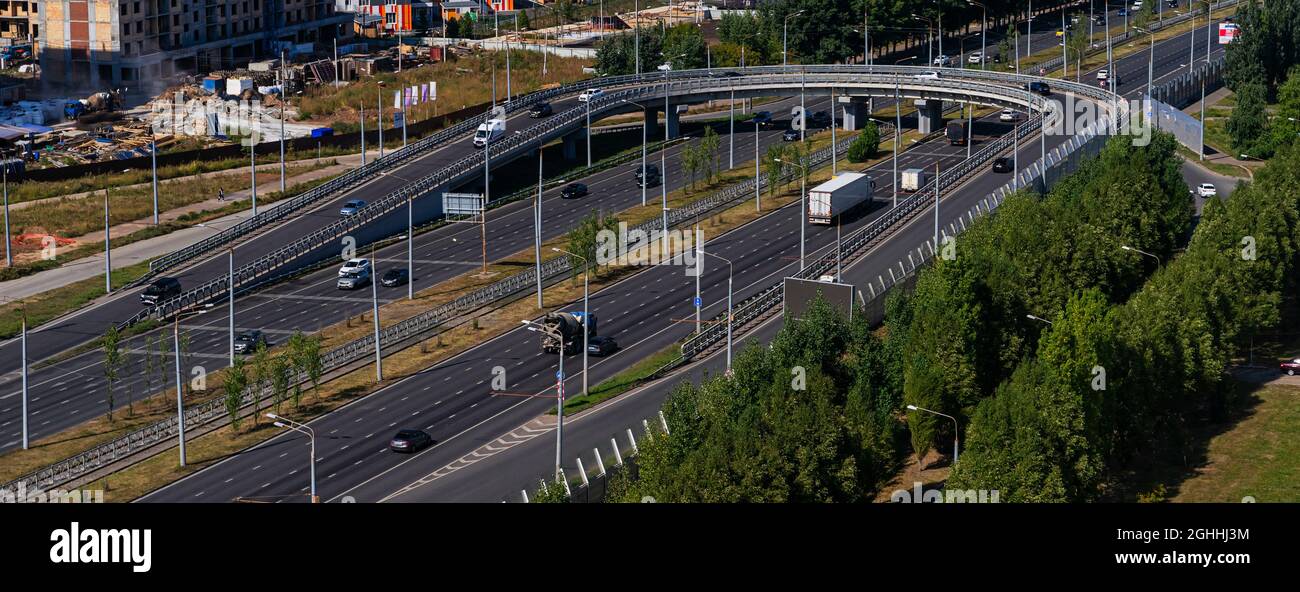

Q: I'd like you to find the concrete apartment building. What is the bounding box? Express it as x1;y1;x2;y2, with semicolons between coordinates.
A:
336;1;437;34
0;1;33;41
36;1;353;93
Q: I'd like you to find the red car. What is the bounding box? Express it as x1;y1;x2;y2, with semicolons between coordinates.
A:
1282;359;1300;376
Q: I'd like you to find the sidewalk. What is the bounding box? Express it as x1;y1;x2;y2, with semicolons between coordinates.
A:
1;153;364;301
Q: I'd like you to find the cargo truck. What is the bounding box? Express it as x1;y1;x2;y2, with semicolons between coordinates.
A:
540;311;598;354
901;168;928;192
946;121;968;146
807;172;875;224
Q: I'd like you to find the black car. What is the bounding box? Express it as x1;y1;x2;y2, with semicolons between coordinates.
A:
709;69;742;78
635;163;662;188
140;277;182;306
752;111;773;127
389;429;433;453
782;128;801;141
560;183;589;199
992;156;1014;173
810;111;832;129
587;336;619;356
1026;81;1051;96
233;330;267;355
381;268;410;287
529;102;553;118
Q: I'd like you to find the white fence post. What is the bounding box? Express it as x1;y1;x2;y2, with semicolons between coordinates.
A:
612;437;624;466
595;448;607;477
626;429;638;454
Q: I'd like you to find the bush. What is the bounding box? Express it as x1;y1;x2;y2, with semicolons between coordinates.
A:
846;122;880;163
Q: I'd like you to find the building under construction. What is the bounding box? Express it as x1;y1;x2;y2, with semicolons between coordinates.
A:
34;1;352;93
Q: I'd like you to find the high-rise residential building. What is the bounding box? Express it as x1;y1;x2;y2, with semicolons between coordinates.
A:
36;1;352;92
0;1;33;41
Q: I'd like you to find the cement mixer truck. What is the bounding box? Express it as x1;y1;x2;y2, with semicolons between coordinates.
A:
539;311;598;354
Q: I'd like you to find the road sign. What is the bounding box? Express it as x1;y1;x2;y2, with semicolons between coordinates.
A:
393;110;405;128
693;296;701;307
783;276;854;325
442;192;485;222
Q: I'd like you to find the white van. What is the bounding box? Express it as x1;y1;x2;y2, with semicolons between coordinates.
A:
473;118;506;148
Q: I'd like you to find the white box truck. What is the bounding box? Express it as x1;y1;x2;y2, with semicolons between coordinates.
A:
473;118;506;148
807;172;875;224
901;168;927;192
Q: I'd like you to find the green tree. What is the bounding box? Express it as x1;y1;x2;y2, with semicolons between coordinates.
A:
763;143;787;196
565;210;620;278
102;325;122;422
251;341;272;424
846;122;880;162
287;331;308;407
224;355;249;432
1227;81;1272;158
271;354;292;414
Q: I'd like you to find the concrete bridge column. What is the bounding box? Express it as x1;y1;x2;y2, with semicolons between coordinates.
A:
839;96;871;131
665;105;681;139
562;131;581;161
914;99;945;134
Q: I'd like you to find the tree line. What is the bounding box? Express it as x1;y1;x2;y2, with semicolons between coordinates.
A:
588;130;1255;502
1224;0;1300;159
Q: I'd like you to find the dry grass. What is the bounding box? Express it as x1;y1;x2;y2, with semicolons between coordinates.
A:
297;51;593;132
1172;385;1300;503
6;161;335;247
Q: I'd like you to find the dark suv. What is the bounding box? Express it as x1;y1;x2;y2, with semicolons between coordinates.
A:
233;330;267;355
1026;81;1051;96
529;102;553;118
140;277;182;306
992;156;1013;173
560;183;589;199
636;164;662;188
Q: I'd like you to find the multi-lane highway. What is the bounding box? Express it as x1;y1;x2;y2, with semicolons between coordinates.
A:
0;94;839;451
352;16;1236;503
140;101;1013;502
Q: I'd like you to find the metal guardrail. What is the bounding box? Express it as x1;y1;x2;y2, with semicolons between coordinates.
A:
122;68;1077;331
0;128;876;498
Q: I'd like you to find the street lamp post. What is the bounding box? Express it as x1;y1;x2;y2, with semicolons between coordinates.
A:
377;81;385;160
775;158;807;270
783;10;804;66
267;413;317;503
699;249;734;374
196;221;242;364
371;244;382;382
1026;313;1053;325
624;100;650;206
2;154;9;267
553;248;589;397
907;404;959;463
104;188;112;293
150;126;160;224
969;1;987;70
1121;244;1161;265
912;13;935;65
523;319;566;480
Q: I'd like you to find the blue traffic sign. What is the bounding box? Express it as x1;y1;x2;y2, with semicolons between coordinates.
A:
693;296;701;307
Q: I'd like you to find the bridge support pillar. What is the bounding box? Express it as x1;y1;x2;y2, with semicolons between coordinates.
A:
914;99;944;135
562;131;581;161
664;105;681;139
839;96;871;131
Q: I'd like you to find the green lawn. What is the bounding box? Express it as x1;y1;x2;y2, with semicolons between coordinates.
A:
1174;385;1300;502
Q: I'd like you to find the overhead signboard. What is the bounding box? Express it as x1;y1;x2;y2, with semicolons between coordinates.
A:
1219;22;1240;44
783;277;854;325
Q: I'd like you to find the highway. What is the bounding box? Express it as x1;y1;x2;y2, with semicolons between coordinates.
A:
368;18;1236;503
140;101;1015;502
0;94;837;451
0;0;1140;449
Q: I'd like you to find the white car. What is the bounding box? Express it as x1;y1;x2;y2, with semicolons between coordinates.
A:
578;88;604;103
914;71;941;81
1132;0;1144;9
999;109;1018;122
1196;183;1218;198
968;52;984;64
337;259;372;290
1097;69;1109;81
932;55;953;67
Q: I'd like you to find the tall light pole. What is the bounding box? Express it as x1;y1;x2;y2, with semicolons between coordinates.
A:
267;413;317;503
661;53;685;257
553;248;589;397
150;126;159;224
754;117;761;211
933;161;940;249
775;158;807;270
1135;27;1156;93
103;188;112;293
196;221;239;364
700;249;734;374
377;81;386;160
624;100;650;206
279;51;288;194
371;244;382;382
523;319;565;480
3;155;12;267
173;316;186;466
249;137;258;216
894;82;901;207
360;102;367;166
585;93;592;168
634;0;641;75
912;13;935;65
407;195;414;300
516;130;545;308
1121;244;1161;265
969;1;987;70
907;404;959;463
783;10;804;66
